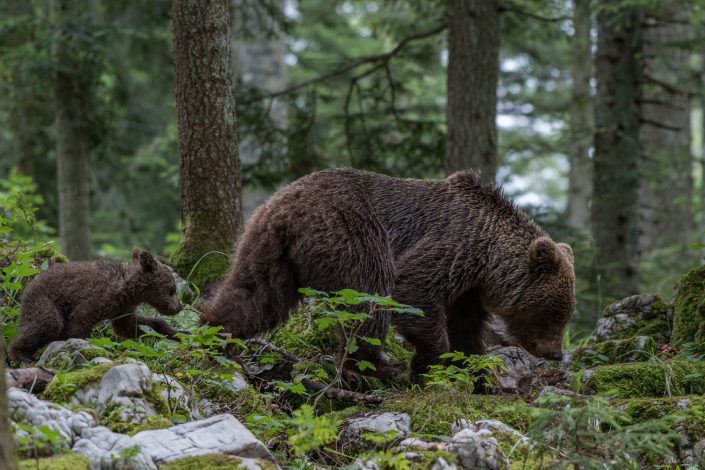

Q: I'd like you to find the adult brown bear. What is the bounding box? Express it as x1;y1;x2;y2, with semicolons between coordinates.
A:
202;168;575;377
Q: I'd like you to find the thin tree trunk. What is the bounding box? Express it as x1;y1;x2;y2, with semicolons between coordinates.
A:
445;0;500;184
52;0;93;260
169;0;243;288
591;3;644;303
639;4;692;252
0;336;18;469
565;0;593;231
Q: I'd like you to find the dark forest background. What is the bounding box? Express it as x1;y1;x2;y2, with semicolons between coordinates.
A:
1;0;704;335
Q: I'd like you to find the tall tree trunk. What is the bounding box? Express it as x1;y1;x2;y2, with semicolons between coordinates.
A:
565;0;593;231
169;0;243;288
591;4;644;303
0;336;18;469
445;0;500;183
639;4;692;253
52;0;94;260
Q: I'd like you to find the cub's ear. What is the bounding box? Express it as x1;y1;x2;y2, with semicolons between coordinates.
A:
528;237;560;276
557;242;574;265
132;247;158;272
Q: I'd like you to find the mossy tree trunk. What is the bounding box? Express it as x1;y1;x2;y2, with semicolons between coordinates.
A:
444;0;500;184
565;0;593;231
591;2;643;303
52;0;96;260
0;335;18;469
170;0;243;287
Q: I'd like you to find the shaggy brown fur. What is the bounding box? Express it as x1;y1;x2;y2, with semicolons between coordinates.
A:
203;169;575;377
8;248;182;363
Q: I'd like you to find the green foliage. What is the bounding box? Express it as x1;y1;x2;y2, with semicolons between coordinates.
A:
14;423;68;459
287;404;342;455
525;393;680;468
422;351;506;393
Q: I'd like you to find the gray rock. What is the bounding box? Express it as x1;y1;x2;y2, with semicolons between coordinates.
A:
347;412;411;437
487;345;540;390
595;314;635;342
89;357;114;365
132;414;275;464
152;373;190;414
95;363;157;424
8;387;96;449
37;339;93;368
73;426;155;470
72;414;274;469
222;371;249;393
450;428;509;470
198;399;219;418
397;438;446;451
430;457;459;470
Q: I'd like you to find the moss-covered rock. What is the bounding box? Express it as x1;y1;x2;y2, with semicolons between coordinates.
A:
620;396;705;441
585;360;705;397
595;294;672;343
159;454;277;470
42;362;117;403
570;336;656;369
19;454;90;470
672;265;705;345
338;388;534;436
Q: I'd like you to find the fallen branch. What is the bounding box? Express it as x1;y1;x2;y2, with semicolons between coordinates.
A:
246;338;301;362
301;378;384;405
6;367;54;393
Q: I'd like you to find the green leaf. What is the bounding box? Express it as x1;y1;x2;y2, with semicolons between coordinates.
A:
356;360;377;372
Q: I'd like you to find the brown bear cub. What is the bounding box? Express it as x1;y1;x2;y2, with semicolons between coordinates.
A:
8;248;182;363
202;168;576;378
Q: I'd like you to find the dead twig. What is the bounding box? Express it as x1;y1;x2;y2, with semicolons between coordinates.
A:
301;378;383;405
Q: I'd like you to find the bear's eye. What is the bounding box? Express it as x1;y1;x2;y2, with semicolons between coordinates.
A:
169;286;176;295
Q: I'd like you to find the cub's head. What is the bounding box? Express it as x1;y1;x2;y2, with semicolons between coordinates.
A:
487;237;576;361
132;248;182;316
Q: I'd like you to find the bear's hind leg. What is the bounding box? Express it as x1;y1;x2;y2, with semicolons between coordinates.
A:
8;297;65;363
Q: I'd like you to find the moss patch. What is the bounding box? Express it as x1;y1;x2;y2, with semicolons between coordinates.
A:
169;233;231;289
19;454;91;470
338;388;534;436
160;454;277;470
620;396;705;441
672;265;705;345
571;336;656;369
585;360;705;397
199;382;269;422
42;362;117;403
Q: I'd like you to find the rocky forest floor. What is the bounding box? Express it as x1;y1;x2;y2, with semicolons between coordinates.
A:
4;249;705;469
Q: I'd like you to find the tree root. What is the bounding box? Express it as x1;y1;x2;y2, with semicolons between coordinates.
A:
301;377;384;405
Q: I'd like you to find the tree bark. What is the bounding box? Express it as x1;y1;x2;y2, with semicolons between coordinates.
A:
170;0;243;288
0;336;18;469
639;4;692;252
445;0;500;184
591;3;644;302
565;0;593;231
52;0;94;260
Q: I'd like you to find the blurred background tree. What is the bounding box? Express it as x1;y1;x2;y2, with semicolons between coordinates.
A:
1;0;704;335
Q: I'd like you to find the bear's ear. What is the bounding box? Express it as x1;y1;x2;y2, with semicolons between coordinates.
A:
528;237;560;276
132;247;158;272
557;243;574;265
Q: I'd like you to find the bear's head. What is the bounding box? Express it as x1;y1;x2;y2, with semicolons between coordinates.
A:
485;237;575;361
132;248;182;316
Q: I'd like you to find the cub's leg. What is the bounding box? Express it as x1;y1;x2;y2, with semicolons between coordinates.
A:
134;315;178;339
9;296;66;363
